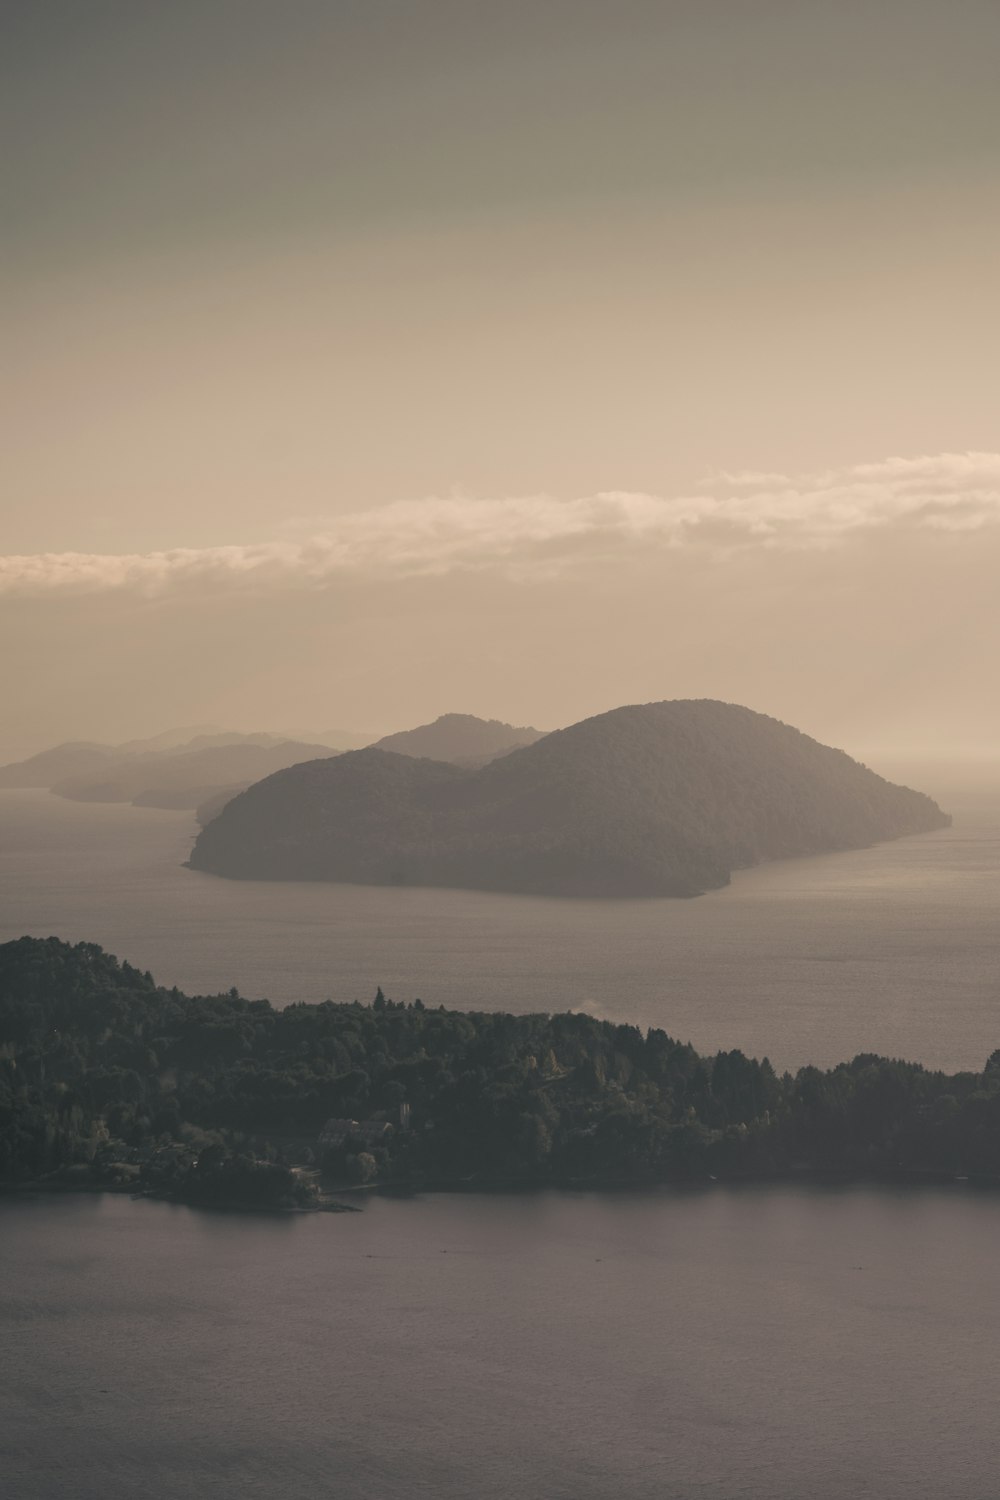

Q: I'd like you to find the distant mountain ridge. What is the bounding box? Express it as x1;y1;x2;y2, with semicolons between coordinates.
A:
0;732;343;810
0;741;114;788
0;718;543;817
372;713;546;766
52;740;339;810
188;699;950;897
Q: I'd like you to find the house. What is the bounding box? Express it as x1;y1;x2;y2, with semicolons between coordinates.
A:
318;1118;393;1150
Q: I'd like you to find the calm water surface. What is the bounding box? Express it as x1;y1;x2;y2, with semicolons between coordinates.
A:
1;779;998;1070
3;1188;1000;1500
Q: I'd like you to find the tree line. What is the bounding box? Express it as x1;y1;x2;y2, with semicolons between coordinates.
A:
1;937;998;1208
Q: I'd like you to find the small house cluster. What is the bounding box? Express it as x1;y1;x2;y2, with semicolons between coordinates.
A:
318;1104;410;1152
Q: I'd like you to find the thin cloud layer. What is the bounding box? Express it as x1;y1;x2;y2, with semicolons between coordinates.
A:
3;452;999;597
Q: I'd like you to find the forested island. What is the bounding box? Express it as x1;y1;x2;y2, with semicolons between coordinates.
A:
2;937;998;1212
189;700;949;897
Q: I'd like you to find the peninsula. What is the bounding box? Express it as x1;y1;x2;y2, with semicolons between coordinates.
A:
2;937;996;1213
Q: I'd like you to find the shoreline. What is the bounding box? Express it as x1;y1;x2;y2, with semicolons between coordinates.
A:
4;1165;999;1217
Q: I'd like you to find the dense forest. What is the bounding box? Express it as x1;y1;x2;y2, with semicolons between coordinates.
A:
189;700;949;896
2;937;998;1211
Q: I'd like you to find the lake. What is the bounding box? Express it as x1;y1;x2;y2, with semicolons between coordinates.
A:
3;772;1000;1497
1;769;998;1071
3;1187;1000;1500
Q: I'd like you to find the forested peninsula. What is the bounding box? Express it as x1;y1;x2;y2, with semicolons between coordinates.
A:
2;938;998;1212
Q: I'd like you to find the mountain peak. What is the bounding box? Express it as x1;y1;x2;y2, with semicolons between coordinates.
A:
372;714;546;766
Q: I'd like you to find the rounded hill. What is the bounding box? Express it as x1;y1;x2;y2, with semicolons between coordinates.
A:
187;700;950;897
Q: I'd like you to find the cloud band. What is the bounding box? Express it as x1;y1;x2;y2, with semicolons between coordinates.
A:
3;452;999;597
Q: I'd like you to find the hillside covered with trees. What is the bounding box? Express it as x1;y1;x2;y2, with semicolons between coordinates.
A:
189;700;949;896
372;713;545;766
2;938;997;1212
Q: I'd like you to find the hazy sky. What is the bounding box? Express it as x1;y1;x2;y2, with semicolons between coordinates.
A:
2;1;999;754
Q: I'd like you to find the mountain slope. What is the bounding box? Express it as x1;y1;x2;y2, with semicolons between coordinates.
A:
188;700;950;897
372;713;545;766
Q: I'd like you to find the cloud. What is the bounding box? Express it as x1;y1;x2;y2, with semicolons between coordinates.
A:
3;452;1000;597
